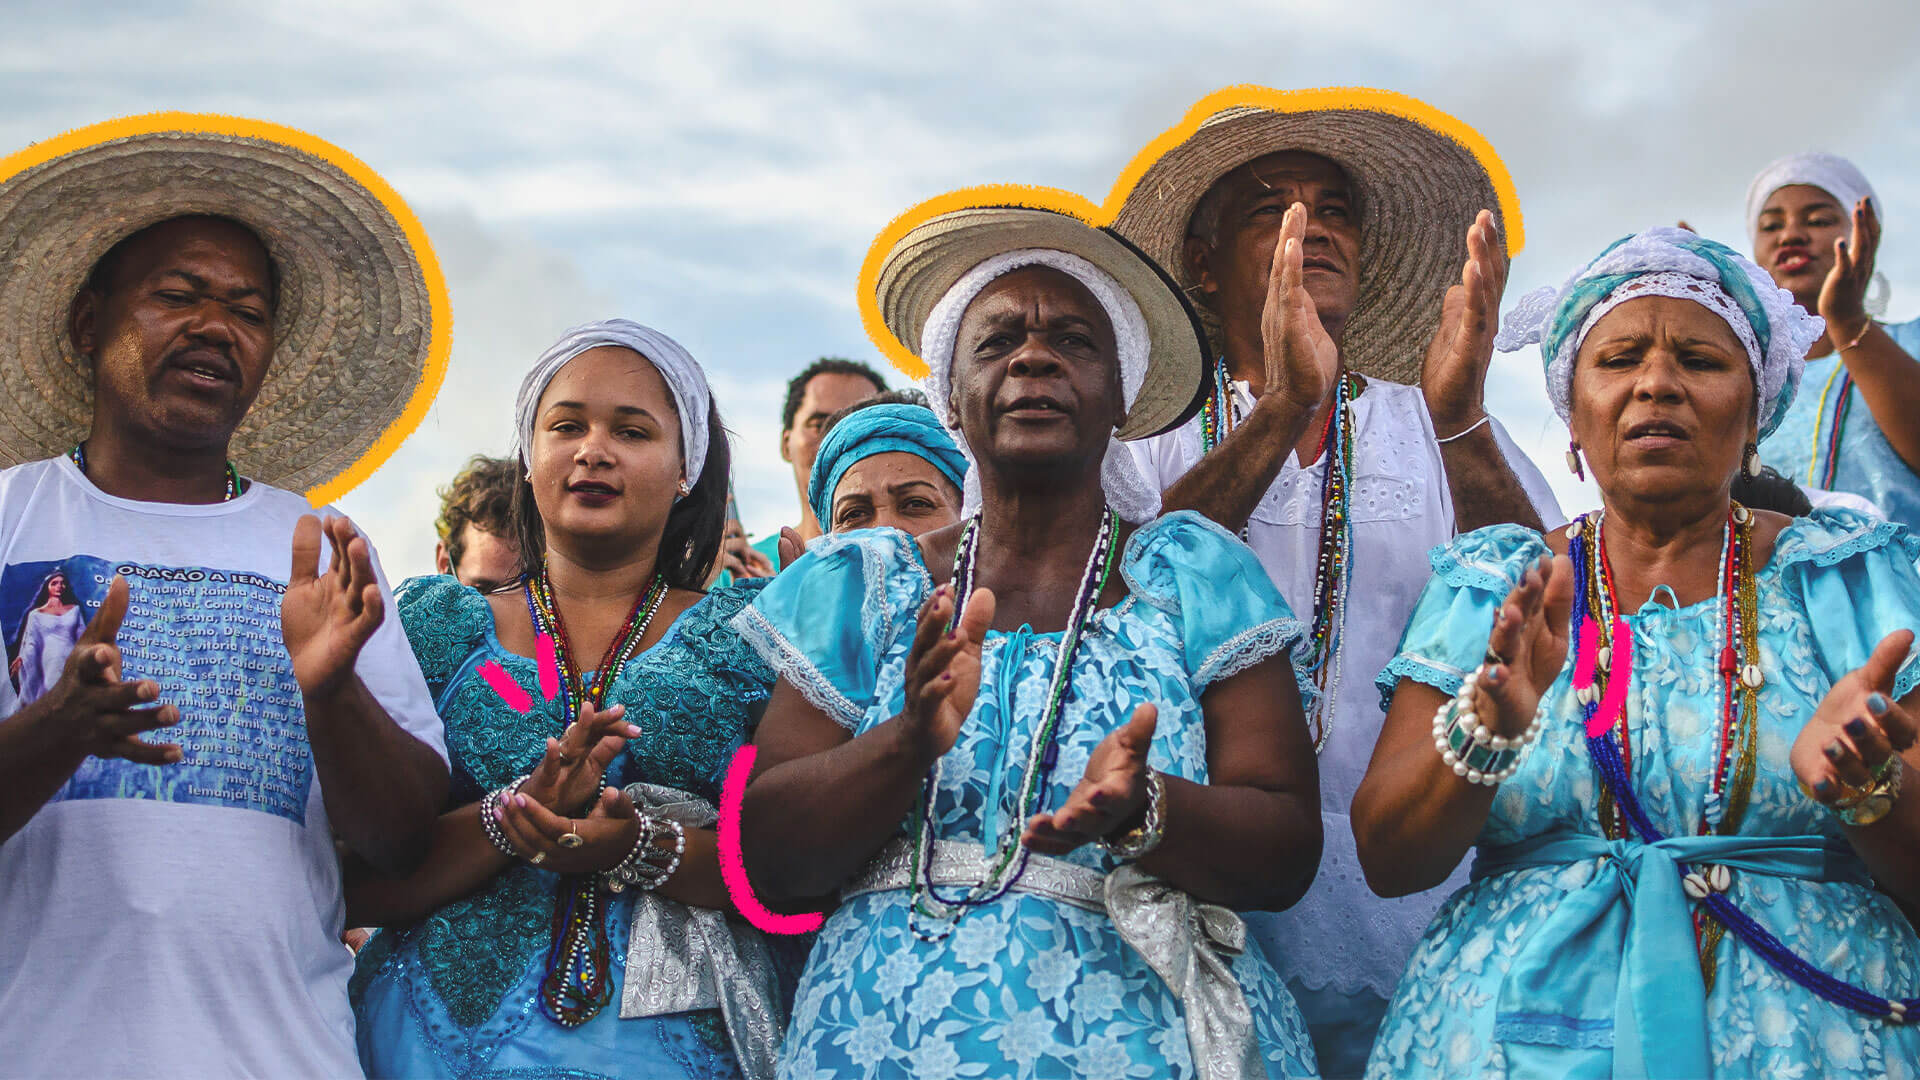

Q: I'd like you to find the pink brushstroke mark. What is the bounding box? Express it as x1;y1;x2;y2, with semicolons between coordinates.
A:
1582;616;1633;739
1572;615;1601;693
717;743;824;935
536;632;560;701
477;660;533;714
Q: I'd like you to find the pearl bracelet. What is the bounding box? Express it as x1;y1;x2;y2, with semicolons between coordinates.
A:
605;814;687;893
1431;665;1542;785
1100;770;1167;860
480;776;530;859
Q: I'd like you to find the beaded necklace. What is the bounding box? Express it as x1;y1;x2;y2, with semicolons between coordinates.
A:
69;443;244;500
1569;511;1917;1023
906;508;1119;941
1804;363;1854;490
1196;359;1355;752
524;560;669;1028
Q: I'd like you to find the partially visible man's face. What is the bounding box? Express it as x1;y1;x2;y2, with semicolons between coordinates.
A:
69;216;277;454
438;524;520;594
1184;151;1362;345
782;372;882;486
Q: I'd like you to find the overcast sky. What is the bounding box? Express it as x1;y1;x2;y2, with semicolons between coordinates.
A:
7;0;1918;576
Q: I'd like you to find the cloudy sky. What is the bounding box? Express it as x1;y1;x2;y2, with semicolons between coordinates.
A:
7;0;1917;576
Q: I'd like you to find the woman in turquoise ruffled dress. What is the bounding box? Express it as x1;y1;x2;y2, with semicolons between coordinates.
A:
348;321;791;1079
736;202;1326;1078
1354;228;1920;1079
1747;153;1920;527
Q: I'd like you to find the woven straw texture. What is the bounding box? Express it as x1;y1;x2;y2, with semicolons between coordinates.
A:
0;125;434;494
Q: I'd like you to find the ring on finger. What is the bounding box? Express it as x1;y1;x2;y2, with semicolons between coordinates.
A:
1483;646;1508;669
528;851;548;866
558;822;586;849
1871;753;1902;784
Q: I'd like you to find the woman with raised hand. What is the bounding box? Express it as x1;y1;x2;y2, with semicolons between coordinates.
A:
349;320;790;1079
1748;154;1920;527
1355;228;1920;1078
736;201;1324;1078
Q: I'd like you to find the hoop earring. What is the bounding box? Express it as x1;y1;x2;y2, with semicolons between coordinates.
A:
1565;441;1585;481
1742;443;1762;481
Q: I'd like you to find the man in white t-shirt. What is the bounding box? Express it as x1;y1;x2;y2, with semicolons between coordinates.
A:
0;120;451;1077
1111;91;1566;1075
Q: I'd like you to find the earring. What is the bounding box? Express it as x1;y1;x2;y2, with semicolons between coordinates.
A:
1742;443;1762;481
676;479;692;497
1565;441;1585;480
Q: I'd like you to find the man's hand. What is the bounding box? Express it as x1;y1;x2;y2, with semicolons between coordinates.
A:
282;515;384;697
720;520;775;580
1260;203;1339;412
1422;210;1508;432
42;575;182;764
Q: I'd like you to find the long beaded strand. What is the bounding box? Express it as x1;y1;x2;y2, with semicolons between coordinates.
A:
906;508;1119;941
1569;516;1917;1024
525;560;669;1028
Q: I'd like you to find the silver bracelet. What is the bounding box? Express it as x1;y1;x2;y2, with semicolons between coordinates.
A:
1435;414;1493;444
1100;770;1167;860
605;814;687;893
480;776;530;859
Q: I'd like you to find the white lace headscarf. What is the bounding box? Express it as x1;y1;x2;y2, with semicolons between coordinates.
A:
513;319;712;496
920;248;1161;522
1744;151;1889;317
1495;227;1824;441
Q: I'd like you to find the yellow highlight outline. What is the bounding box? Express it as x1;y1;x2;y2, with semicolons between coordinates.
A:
0;112;452;507
858;84;1523;380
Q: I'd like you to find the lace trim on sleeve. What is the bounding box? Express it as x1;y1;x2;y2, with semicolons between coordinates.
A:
1428;524;1548;595
1376;653;1472;712
1192;616;1306;691
731;605;864;732
1772;507;1920;568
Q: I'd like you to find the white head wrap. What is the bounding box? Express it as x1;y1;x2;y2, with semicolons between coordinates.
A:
513;319;712;494
1496;227;1824;440
1744;152;1889;316
918;248;1161;523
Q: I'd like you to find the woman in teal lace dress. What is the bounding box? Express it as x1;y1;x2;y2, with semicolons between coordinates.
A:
1747;153;1920;527
736;203;1325;1078
348;321;788;1079
1355;229;1920;1078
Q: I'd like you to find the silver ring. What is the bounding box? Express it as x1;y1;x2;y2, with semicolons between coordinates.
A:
528;851;547;866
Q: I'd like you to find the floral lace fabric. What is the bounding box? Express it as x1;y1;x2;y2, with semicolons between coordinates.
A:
350;575;781;1080
1367;511;1920;1078
738;513;1320;1079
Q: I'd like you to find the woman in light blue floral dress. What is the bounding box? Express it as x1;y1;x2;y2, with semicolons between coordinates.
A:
736;204;1325;1078
1355;229;1920;1079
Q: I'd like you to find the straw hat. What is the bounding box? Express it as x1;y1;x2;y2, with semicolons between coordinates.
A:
0;113;449;502
866;197;1207;440
1110;87;1522;387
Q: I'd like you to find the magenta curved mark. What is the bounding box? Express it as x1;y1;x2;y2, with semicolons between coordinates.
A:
1572;614;1600;693
536;633;560;701
477;660;532;714
1587;616;1633;739
717;744;824;934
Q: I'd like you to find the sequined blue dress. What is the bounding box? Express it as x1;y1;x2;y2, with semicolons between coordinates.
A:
1366;509;1920;1079
351;576;781;1079
735;512;1321;1080
1761;317;1920;529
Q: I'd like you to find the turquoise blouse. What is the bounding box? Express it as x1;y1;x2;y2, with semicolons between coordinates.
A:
1367;509;1920;1079
1761;316;1920;529
351;576;782;1080
735;512;1321;1079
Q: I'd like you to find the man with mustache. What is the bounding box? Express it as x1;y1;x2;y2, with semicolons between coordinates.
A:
0;122;449;1078
1114;92;1565;1075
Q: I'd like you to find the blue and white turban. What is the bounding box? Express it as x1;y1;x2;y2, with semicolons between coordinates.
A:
1496;227;1825;440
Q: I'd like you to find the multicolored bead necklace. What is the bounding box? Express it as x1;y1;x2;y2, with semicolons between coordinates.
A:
906;508;1119;941
1197;358;1357;753
524;559;669;1028
1570;509;1917;1023
69;443;245;500
1804;363;1855;490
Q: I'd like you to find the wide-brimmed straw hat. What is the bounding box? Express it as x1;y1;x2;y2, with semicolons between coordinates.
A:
862;189;1206;440
0;113;449;503
1110;86;1523;386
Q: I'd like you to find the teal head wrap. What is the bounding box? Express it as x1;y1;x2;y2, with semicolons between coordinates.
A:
807;403;967;530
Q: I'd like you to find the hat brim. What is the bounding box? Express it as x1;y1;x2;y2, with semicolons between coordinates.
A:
1110;87;1523;386
0;113;449;503
867;195;1206;441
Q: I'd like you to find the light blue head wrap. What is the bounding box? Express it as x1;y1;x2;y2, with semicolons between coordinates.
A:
807;403;967;529
1497;227;1824;440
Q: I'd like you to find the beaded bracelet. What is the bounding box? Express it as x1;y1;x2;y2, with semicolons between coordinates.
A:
1100;770;1167;860
605;814;687;893
480;777;530;859
1431;665;1542;785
